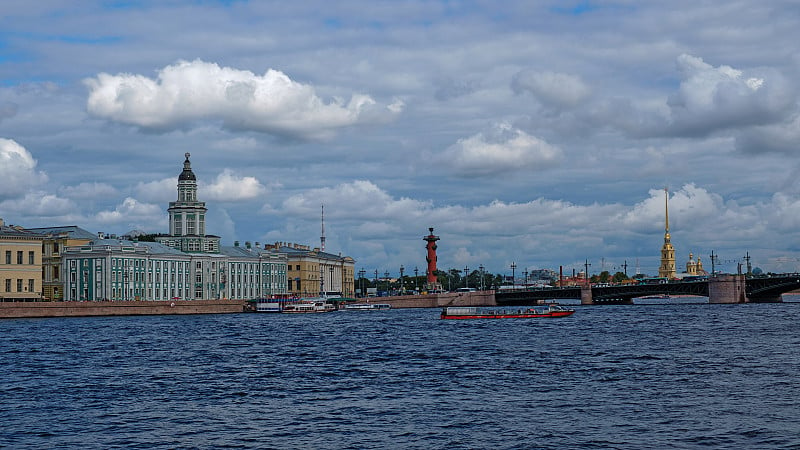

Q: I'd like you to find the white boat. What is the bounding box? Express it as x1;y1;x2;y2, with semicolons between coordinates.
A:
281;299;336;313
254;300;282;313
344;303;391;311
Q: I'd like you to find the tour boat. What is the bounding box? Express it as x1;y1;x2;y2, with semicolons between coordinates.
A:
281;299;337;313
440;304;575;320
344;303;392;311
253;300;283;313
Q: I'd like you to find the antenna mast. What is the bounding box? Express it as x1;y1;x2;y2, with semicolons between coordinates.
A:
320;204;326;252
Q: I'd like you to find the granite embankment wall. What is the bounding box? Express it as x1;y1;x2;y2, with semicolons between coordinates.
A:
375;291;496;308
0;299;246;319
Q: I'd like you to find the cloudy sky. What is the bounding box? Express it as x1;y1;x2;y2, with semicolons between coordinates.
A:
2;1;800;278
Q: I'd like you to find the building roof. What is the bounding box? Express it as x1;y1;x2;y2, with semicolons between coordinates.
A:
71;239;190;256
0;224;44;239
25;225;96;240
178;152;196;181
276;245;353;262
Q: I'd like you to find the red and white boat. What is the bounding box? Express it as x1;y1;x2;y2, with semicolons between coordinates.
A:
440;304;575;320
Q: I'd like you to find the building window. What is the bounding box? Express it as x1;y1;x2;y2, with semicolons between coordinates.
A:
28;279;34;292
29;251;34;265
17;279;22;292
4;251;10;264
17;251;23;264
5;279;10;292
53;242;59;254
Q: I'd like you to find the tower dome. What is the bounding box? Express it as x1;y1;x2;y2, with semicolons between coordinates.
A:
179;152;196;181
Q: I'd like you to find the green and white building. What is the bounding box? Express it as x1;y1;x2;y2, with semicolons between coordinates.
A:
61;153;288;301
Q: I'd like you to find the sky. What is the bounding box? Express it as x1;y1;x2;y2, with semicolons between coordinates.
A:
2;0;800;278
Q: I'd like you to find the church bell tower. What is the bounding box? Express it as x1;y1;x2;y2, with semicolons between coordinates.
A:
658;188;676;278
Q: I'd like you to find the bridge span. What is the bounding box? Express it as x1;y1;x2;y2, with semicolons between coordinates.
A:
495;274;800;305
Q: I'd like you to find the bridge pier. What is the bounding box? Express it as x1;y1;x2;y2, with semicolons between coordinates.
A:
580;286;593;305
708;274;746;304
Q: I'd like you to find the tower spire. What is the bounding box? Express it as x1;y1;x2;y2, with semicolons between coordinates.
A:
320;204;326;252
658;187;676;278
665;186;670;233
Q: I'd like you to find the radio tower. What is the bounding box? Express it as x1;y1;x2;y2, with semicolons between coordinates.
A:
320;204;326;252
319;204;326;297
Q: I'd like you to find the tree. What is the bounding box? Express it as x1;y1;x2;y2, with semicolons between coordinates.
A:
612;271;629;283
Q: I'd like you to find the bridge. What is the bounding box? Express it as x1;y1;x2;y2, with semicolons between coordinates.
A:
495;273;800;305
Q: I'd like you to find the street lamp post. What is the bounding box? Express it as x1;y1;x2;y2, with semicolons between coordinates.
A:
399;265;405;294
358;268;366;298
464;266;469;289
329;266;334;296
414;266;419;291
510;262;517;288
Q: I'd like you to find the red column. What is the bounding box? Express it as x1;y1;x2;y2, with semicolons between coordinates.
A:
423;227;440;284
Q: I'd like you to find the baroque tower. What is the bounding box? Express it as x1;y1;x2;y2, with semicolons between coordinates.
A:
658;188;676;278
156;153;221;253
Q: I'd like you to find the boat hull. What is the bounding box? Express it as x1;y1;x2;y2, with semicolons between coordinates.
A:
440;306;575;320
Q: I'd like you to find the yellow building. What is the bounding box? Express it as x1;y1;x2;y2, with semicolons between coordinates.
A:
0;218;44;301
266;242;355;298
26;226;96;301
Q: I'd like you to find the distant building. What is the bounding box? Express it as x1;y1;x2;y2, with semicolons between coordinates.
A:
61;239;287;301
155;153;221;253
25;225;95;300
658;188;677;279
0;218;44;301
266;242;355;298
61;154;288;301
682;252;707;277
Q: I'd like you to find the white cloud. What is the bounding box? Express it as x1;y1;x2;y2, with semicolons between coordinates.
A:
95;197;165;230
59;182;118;200
664;54;796;136
619;184;724;232
277;180;431;222
84;59;401;140
202;169;267;202
135;178;177;203
0;138;48;199
437;123;562;177
0;192;77;217
511;70;591;109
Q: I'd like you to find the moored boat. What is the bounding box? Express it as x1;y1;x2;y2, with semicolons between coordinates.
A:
344;303;391;311
441;304;575;320
281;299;336;313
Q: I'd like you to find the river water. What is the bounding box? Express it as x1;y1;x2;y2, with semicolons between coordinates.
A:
2;301;799;449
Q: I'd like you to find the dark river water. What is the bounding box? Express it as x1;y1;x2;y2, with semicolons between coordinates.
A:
2;301;799;449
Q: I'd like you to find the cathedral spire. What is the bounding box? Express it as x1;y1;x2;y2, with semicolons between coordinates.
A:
664;186;669;234
658;187;676;278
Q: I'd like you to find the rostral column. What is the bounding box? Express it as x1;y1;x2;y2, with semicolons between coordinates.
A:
423;227;442;291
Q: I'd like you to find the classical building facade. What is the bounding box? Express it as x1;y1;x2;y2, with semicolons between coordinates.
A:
266;242;355;298
0;218;44;301
25;226;95;300
61;155;288;301
61;239;287;301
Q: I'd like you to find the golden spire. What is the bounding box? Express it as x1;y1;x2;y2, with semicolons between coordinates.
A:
664;187;669;233
658;186;676;278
